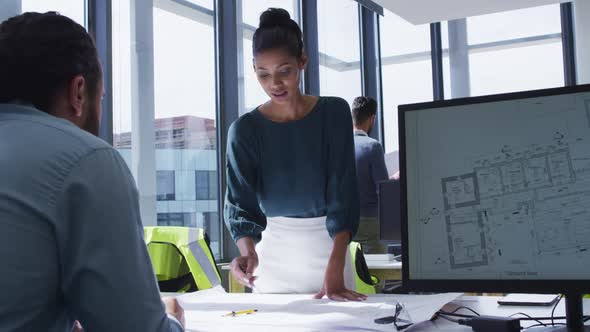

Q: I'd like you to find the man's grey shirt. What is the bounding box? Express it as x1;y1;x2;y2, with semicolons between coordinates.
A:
353;130;389;217
0;104;182;331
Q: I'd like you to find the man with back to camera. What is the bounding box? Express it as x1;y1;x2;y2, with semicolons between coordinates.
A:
351;96;389;254
0;12;185;331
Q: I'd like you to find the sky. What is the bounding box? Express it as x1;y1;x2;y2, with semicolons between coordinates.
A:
17;0;565;153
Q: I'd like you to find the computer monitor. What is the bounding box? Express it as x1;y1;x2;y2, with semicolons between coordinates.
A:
378;179;401;245
399;84;590;330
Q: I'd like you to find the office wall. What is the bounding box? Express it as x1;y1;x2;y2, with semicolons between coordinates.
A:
574;0;590;84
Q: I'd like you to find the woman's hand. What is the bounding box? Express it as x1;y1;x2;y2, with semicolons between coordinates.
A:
314;260;367;301
230;254;259;287
232;237;259;287
313;231;367;301
163;297;186;328
71;321;84;332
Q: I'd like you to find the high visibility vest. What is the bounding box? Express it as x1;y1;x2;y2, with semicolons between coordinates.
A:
350;241;377;294
144;226;221;292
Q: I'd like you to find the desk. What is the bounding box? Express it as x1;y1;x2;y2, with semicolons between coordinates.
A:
176;287;460;332
410;296;590;331
173;290;590;331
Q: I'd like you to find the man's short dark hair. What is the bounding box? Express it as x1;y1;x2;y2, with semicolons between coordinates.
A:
0;12;101;113
351;96;377;125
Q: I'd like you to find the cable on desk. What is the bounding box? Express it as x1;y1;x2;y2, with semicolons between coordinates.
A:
435;300;589;331
436;306;481;318
509;312;547;327
449;306;481;316
551;295;564;327
436;313;463;323
523;323;566;330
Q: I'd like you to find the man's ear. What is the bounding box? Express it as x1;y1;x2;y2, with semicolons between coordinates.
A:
68;74;86;117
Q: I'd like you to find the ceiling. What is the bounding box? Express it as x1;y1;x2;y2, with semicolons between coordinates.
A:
371;0;572;25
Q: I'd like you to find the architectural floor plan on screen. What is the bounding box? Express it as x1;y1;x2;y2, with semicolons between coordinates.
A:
417;96;590;279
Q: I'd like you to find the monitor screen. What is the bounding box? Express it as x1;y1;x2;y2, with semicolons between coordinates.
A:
400;85;590;291
378;179;401;243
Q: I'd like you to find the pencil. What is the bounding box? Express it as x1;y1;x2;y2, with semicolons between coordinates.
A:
223;309;258;317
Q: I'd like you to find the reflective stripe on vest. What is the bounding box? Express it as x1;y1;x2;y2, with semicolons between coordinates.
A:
187;229;220;289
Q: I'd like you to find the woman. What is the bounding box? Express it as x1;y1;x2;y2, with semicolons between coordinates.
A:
224;8;365;301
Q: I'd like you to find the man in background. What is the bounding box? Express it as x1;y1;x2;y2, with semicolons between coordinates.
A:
351;96;389;254
0;12;184;331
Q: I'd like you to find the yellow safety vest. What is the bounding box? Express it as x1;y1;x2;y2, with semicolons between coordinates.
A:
350;241;377;294
144;226;221;292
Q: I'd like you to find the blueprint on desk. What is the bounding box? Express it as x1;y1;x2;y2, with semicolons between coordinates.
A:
405;91;590;280
176;286;461;332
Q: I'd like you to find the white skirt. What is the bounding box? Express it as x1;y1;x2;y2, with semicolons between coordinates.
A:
254;216;356;294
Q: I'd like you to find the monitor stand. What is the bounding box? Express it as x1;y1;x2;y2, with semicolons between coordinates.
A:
532;293;590;331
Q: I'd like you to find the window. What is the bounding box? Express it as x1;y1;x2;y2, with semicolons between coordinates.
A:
442;4;564;98
112;0;220;259
156;171;175;201
112;0;132;150
239;0;298;114
20;0;86;26
203;212;219;244
196;171;217;200
318;0;361;106
380;9;433;159
158;213;196;227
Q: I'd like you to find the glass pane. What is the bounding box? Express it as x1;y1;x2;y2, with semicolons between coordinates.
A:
467;4;561;45
380;10;433;159
380;10;430;57
20;0;86;26
209;171;218;200
153;3;219;256
240;0;297;114
184;0;213;11
112;0;132;149
241;0;298;27
442;5;564;99
318;0;361;106
112;1;220;258
195;171;209;200
156;171;176;201
469;42;564;96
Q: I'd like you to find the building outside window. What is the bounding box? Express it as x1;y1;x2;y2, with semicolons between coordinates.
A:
156;171;175;201
112;0;221;258
196;170;217;200
157;212;196;227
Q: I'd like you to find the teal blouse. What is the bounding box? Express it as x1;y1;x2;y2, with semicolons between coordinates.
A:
224;96;360;243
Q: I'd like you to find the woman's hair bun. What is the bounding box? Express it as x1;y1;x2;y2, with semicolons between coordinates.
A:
253;7;303;58
259;8;292;29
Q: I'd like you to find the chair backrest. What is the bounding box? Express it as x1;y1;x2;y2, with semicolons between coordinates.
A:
144;227;221;292
349;241;377;294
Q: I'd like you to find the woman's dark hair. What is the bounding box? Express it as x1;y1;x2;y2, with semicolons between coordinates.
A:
253;8;303;58
0;12;101;113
